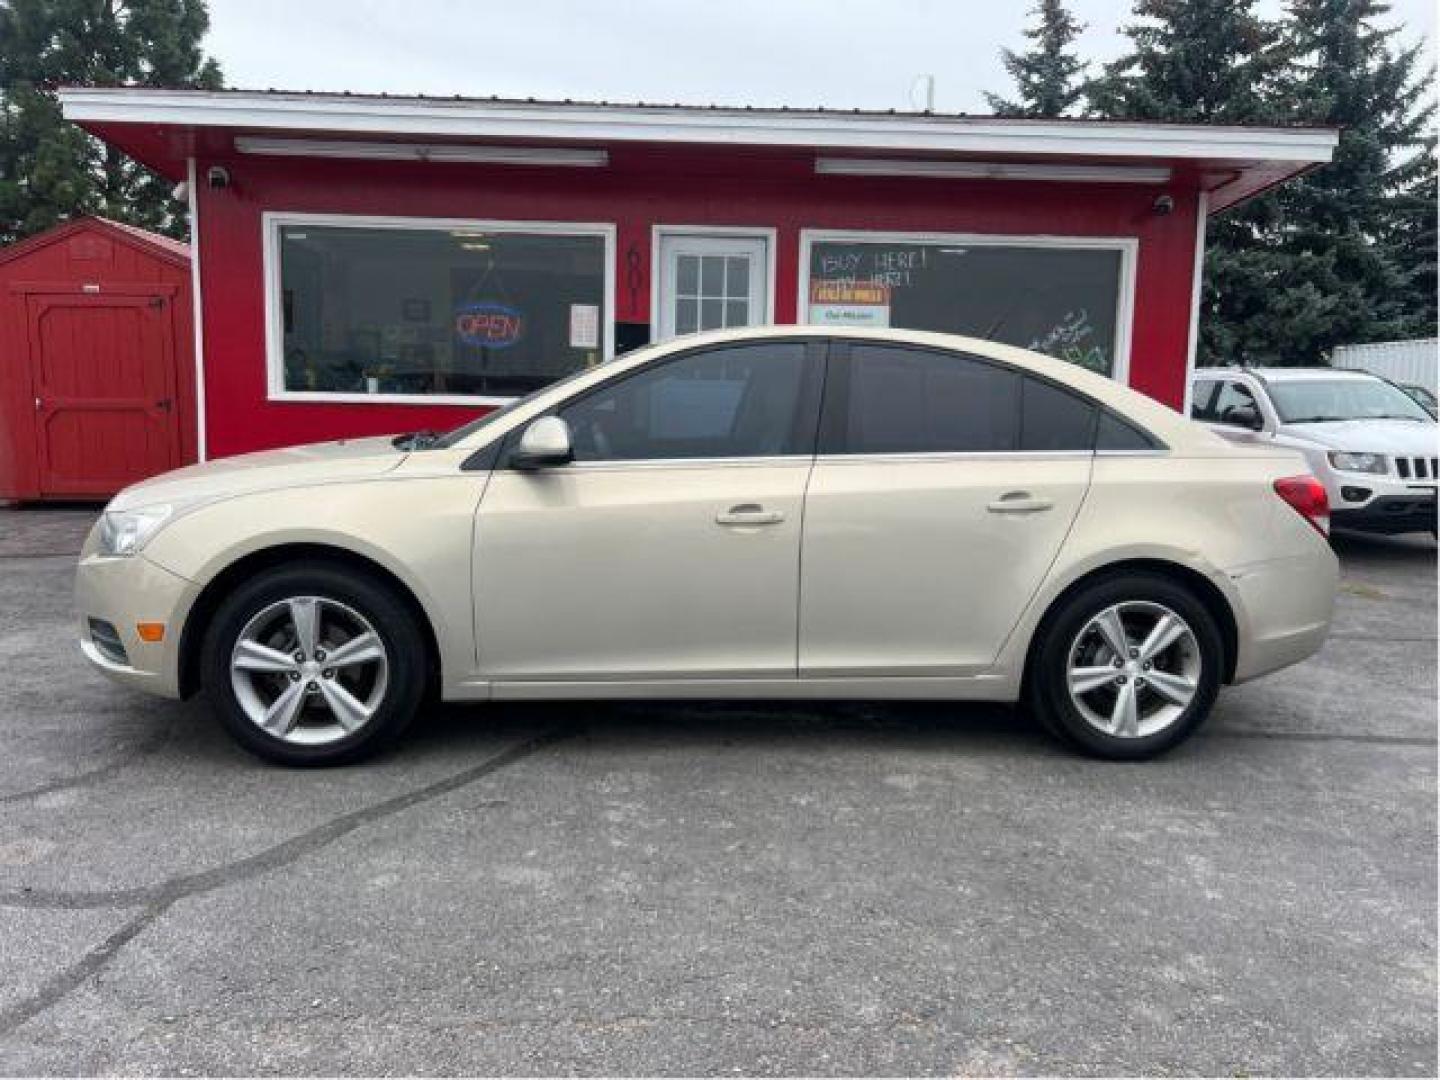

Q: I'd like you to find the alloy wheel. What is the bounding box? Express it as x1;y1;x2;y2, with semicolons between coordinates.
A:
229;596;389;746
1065;601;1201;739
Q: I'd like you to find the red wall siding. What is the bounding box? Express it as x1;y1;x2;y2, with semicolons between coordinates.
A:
195;147;1203;458
0;220;196;499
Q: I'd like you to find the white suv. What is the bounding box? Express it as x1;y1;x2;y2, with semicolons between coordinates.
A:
1192;367;1438;536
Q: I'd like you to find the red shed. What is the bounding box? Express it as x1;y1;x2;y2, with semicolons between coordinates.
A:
0;216;196;499
58;88;1337;462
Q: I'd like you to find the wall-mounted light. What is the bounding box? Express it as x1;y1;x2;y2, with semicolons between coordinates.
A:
815;157;1172;185
234;137;608;167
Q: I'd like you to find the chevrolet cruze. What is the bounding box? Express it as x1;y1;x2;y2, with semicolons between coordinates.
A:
76;328;1338;765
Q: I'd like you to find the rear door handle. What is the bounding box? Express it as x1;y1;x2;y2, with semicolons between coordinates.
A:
716;503;785;526
987;492;1054;514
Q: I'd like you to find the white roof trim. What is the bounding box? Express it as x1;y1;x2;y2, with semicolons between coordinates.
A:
59;88;1339;164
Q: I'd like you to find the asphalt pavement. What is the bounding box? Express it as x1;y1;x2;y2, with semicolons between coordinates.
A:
0;506;1434;1075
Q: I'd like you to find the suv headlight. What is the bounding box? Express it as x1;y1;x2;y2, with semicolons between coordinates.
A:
1328;452;1388;475
97;504;174;557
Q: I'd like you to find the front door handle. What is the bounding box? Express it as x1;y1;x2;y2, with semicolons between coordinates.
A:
987;491;1054;514
716;503;785;526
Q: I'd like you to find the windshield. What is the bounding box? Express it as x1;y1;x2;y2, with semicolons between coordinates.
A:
1267;377;1433;424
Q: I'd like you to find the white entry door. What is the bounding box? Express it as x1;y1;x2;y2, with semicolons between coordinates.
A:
656;232;770;340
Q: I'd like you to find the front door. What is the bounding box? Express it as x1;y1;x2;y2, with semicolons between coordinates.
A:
474;338;824;683
656;232;770;340
26;292;180;497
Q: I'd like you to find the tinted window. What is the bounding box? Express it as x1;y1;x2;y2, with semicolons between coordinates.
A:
834;345;1020;453
1096;410;1160;451
1020;377;1098;451
558;343;815;461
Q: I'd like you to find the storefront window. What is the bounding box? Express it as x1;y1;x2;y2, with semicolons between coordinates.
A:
806;237;1127;376
273;220;609;399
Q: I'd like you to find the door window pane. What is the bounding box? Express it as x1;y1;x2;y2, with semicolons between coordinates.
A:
725;256;750;294
725;300;748;327
808;239;1124;376
700;256;725;295
836;345;1020;453
675;298;698;335
560;343;814;461
278;222;606;397
676;255;699;295
1020;377;1097;451
701;298;724;330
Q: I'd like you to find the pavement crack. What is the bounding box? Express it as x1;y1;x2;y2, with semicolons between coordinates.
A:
0;731;569;915
0;900;171;1037
0;729;572;1038
0;720;176;806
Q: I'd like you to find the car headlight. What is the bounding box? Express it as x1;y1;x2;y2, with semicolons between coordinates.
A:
97;504;174;557
1328;451;1388;475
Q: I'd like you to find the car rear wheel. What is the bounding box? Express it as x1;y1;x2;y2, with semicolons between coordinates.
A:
201;562;426;766
1028;573;1223;759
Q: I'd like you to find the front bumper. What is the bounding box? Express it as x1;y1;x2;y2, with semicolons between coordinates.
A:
74;551;198;698
1331;492;1437;535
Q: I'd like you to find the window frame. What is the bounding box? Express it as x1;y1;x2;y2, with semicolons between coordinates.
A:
797;228;1138;387
499;336;830;470
262;211;617;407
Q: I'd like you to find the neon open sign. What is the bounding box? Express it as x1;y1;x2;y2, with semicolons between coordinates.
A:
455;302;523;349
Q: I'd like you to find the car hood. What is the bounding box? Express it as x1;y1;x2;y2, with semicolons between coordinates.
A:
1277;418;1439;454
108;436;407;511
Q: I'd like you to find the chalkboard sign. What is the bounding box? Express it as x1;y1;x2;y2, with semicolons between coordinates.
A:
808;241;1123;375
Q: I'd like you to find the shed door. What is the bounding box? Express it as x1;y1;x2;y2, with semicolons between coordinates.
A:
26;292;180;497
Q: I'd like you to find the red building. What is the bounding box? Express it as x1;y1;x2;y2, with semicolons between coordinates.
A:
61;87;1336;462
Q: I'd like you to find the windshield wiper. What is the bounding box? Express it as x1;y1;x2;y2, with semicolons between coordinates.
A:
1284;416;1347;424
391;430;441;451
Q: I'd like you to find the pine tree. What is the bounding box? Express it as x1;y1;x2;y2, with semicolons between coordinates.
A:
0;0;223;245
1085;0;1288;122
986;0;1088;117
1271;0;1437;355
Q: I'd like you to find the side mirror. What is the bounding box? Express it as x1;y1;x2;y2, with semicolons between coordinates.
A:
512;416;574;470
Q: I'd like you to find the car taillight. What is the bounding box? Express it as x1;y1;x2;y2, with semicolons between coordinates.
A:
1273;474;1330;537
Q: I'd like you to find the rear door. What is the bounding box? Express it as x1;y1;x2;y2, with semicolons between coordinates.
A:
26;292;180;496
798;341;1094;677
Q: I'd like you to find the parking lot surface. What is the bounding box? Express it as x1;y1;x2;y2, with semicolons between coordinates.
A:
0;506;1434;1075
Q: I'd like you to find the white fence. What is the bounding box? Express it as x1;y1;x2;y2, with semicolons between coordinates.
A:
1331;339;1438;391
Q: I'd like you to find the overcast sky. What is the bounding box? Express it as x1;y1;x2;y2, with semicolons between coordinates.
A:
204;0;1436;115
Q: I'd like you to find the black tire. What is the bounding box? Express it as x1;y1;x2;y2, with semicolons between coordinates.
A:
201;561;427;766
1027;572;1224;760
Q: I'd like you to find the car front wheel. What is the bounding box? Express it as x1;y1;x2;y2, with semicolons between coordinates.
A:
1028;573;1223;759
201;561;427;766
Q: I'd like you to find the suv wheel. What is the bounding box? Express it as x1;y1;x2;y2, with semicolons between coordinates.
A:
201;562;427;766
1029;573;1223;759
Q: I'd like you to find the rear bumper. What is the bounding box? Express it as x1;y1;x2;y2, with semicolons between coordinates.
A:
74;552;197;698
1227;547;1339;684
1331;493;1436;535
